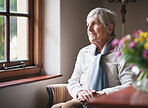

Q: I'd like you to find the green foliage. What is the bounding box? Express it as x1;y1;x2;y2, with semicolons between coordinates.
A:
10;0;17;12
0;16;5;60
117;31;148;69
0;0;4;11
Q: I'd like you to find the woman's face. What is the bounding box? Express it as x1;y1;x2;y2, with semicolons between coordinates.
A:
87;16;110;47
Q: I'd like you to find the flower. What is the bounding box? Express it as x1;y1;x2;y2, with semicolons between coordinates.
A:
111;39;119;47
125;34;131;40
143;50;148;59
132;66;140;76
140;32;148;38
144;42;148;49
111;30;148;70
134;29;142;37
119;40;124;48
112;30;148;82
130;41;136;48
129;63;134;68
116;51;121;58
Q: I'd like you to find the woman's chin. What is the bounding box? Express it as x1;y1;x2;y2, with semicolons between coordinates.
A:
89;40;97;45
89;39;96;43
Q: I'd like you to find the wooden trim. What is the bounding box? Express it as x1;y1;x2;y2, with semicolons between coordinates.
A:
28;0;33;64
0;66;40;79
34;0;42;67
6;0;10;62
0;74;63;88
0;12;30;17
38;0;42;67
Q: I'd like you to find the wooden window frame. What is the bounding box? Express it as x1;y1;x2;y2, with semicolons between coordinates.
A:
0;0;42;82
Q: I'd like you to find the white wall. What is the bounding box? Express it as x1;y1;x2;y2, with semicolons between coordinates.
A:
0;0;148;108
43;0;61;75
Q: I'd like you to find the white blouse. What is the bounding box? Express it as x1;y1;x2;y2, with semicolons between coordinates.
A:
67;44;133;99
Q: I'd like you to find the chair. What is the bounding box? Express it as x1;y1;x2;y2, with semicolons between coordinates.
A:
46;84;73;108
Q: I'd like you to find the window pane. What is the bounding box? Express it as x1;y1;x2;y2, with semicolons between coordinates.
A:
0;15;6;62
10;0;28;14
10;16;28;61
0;0;6;12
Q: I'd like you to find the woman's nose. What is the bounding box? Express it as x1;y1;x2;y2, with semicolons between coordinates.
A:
87;25;93;32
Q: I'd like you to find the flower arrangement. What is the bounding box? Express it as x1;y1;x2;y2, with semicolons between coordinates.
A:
111;30;148;81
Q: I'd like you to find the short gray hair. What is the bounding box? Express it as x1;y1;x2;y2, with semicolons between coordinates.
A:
86;7;117;37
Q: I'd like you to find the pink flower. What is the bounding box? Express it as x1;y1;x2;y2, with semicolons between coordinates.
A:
129;63;134;68
112;39;119;47
119;40;124;48
135;29;142;37
116;51;121;58
143;50;148;59
130;41;136;48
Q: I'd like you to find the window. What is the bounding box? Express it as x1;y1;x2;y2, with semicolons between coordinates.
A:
0;0;42;81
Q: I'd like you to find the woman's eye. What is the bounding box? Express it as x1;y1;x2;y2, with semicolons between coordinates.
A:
94;22;97;25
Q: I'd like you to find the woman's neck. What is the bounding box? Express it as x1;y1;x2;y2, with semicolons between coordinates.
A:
93;37;112;53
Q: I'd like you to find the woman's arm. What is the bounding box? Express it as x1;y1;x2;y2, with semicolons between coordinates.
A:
67;50;84;99
102;58;133;94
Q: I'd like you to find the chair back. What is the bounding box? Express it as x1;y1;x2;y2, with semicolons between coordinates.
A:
46;84;72;108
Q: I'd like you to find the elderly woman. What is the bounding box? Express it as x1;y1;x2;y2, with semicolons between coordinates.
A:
52;7;132;108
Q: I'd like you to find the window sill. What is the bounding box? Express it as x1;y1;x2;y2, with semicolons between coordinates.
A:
0;66;41;79
0;74;62;88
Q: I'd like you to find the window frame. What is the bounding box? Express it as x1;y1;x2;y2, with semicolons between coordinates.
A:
0;0;42;81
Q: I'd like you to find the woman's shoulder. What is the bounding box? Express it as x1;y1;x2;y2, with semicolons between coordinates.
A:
80;44;96;55
79;44;91;53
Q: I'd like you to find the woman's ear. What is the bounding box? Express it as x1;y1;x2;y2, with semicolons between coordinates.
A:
107;24;114;36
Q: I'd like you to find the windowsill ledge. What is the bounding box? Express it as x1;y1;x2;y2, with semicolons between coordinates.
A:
0;74;62;88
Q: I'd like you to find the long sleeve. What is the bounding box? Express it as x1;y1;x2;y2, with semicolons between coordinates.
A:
102;57;133;95
67;50;84;99
67;45;96;99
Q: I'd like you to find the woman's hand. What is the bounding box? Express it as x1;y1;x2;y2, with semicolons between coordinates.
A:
76;89;96;102
76;90;107;102
96;90;107;96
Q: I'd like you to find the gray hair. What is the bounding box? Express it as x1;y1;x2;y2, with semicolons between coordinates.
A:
86;7;117;37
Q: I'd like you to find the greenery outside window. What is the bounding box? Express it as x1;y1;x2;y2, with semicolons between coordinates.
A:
0;0;42;81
